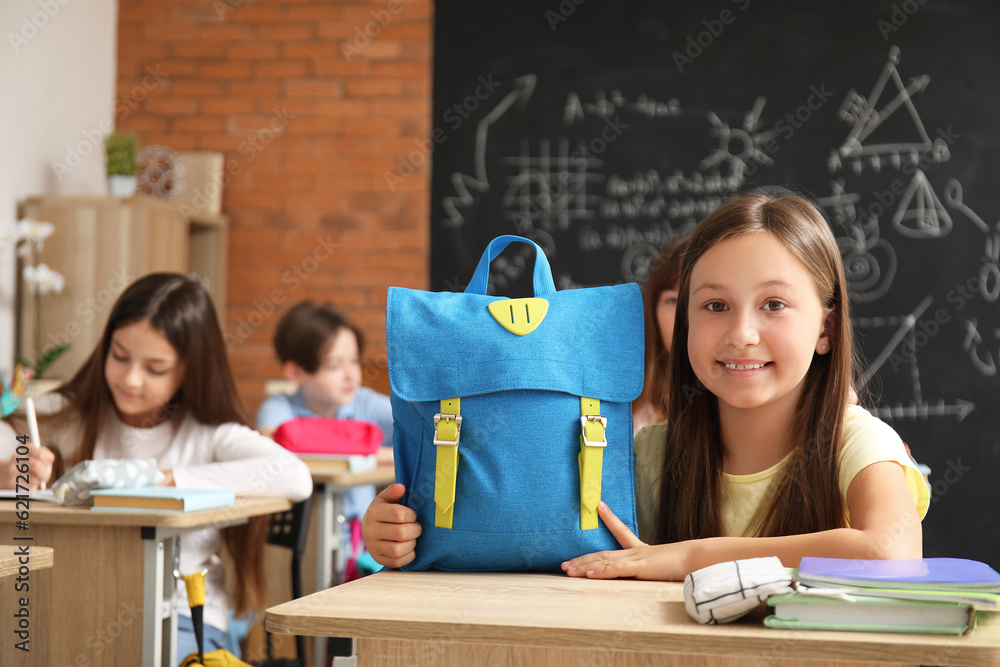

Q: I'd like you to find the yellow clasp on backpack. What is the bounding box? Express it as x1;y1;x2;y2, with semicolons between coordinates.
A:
487;297;549;336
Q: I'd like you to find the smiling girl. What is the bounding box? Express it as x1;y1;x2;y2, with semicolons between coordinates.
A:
561;188;930;580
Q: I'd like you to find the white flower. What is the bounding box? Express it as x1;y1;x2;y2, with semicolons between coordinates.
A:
17;218;55;243
22;263;65;295
15;218;55;253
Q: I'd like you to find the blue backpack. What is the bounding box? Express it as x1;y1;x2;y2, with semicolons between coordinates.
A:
387;235;644;571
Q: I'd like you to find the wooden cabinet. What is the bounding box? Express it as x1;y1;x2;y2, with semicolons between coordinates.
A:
16;195;227;380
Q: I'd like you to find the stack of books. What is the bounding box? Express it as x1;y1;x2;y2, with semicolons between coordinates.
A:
765;557;1000;635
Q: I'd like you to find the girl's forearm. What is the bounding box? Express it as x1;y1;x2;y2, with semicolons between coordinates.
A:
688;526;922;572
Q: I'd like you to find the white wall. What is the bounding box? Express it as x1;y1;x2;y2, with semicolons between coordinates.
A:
0;0;117;367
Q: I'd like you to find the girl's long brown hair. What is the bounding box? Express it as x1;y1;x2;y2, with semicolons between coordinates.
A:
634;235;690;423
655;190;856;544
46;273;268;614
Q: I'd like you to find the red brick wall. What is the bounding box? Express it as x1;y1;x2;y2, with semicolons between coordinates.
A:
115;0;432;416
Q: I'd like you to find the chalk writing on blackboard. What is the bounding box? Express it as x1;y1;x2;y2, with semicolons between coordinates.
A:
943;179;991;234
963;317;1000;377
980;230;1000;303
857;295;976;421
502;138;602;233
700;96;777;181
564;89;682;124
829;46;950;175
820;181;898;304
442;74;537;229
892;169;953;239
439;44;997;375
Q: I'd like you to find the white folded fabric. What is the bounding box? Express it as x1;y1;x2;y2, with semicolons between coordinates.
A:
683;556;794;624
50;458;164;505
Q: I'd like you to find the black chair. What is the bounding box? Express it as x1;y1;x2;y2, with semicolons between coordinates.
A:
254;496;313;667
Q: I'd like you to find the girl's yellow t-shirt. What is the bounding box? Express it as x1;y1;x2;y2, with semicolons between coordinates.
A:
633;405;931;543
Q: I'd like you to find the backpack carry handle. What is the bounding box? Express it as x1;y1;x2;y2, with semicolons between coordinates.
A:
465;235;557;296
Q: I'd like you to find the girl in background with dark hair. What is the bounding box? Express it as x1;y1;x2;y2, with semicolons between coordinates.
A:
0;272;312;662
633;234;690;433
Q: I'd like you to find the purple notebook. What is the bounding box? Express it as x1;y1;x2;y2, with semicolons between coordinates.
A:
798;557;1000;592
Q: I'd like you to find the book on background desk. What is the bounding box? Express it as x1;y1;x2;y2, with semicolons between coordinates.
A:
299;454;378;473
0;489;60;503
89;487;235;512
764;591;977;635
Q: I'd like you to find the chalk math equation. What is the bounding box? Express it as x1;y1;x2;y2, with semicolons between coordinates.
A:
437;46;1000;421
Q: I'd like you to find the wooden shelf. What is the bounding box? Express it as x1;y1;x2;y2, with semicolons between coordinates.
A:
16;195;228;379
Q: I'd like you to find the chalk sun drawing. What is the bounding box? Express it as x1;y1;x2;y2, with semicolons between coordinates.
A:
700;96;777;182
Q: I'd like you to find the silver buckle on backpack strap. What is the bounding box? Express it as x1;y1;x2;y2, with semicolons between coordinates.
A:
580;415;608;447
433;413;462;446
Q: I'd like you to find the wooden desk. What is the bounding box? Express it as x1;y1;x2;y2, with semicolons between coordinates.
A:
266;570;1000;667
303;461;394;667
0;545;53;578
0;496;290;667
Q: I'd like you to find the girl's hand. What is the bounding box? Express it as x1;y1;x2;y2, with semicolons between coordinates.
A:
561;501;696;581
1;445;56;490
362;483;421;568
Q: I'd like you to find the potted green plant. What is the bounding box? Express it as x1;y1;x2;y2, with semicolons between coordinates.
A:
104;131;140;197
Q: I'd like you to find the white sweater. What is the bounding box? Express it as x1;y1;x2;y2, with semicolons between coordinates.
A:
0;393;313;631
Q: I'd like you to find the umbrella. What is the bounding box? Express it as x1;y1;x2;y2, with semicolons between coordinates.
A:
177;568;253;667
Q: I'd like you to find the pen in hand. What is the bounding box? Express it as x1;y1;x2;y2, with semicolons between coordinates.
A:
25;397;47;492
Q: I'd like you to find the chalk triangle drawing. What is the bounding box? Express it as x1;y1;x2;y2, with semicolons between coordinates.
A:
837;47;934;161
892;170;952;239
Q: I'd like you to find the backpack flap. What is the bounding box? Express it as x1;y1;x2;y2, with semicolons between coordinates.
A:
386;283;644;403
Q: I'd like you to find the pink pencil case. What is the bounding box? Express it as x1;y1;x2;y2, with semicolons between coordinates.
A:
273;417;384;456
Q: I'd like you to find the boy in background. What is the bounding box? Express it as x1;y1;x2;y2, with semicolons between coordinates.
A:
257;300;393;524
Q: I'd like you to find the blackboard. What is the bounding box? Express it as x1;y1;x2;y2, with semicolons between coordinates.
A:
429;0;1000;567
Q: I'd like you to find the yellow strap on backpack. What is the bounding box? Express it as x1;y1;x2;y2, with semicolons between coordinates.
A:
579;397;606;530
433;398;462;528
